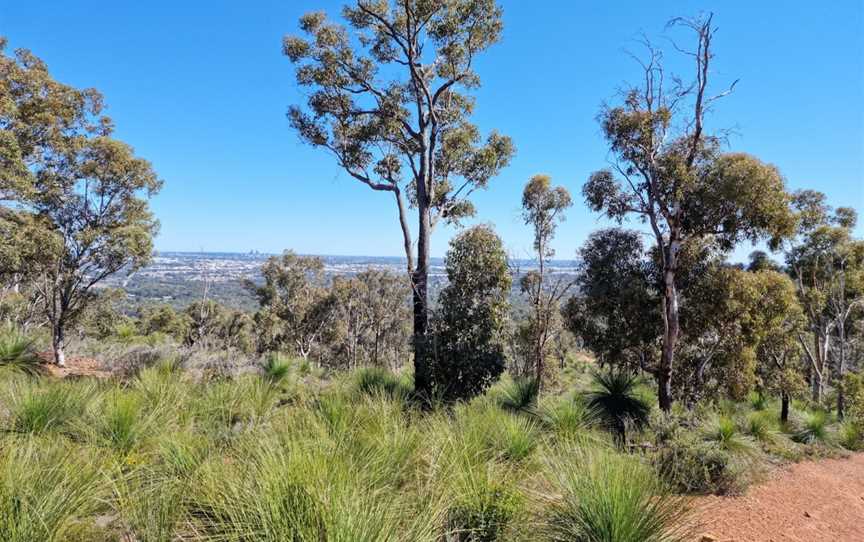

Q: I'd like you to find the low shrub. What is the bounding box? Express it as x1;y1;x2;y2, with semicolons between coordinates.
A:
838;421;863;451
440;442;523;541
585;371;650;443
261;352;292;384
652;430;747;495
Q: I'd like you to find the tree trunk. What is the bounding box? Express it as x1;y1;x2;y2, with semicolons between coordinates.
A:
412;204;432;398
812;332;828;403
780;391;790;424
837;320;846;419
658;257;679;412
52;322;66;367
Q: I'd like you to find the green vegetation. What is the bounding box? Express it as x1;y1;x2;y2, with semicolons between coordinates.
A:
0;2;862;540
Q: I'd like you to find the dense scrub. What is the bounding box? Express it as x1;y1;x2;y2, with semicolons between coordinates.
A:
1;342;860;542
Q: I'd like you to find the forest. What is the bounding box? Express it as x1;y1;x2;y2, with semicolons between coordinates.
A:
0;2;862;541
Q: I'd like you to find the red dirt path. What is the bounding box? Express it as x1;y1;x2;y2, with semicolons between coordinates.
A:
690;453;864;542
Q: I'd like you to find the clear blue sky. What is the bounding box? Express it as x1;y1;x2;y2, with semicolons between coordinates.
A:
3;1;862;259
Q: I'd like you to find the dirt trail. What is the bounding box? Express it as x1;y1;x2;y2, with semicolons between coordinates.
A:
690;453;864;542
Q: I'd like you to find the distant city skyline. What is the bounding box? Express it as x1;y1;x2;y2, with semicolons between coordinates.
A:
4;0;862;260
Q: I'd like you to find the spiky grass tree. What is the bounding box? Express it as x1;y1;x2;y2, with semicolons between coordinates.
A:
585;371;650;444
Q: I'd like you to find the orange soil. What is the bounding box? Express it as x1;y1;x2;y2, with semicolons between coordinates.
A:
37;352;113;379
690;453;864;542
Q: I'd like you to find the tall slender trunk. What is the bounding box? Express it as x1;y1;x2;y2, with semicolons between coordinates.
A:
52;321;66;367
812;332;828;403
837;320;846;419
780;391;790;424
658;246;679;412
412;205;431;397
411;129;433;396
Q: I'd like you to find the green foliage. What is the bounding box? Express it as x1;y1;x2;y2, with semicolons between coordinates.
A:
0;41;162;365
543;444;689;542
87;388;162;455
790;410;832;445
744;411;781;445
435;406;525;540
585;371;650;443
701;416;758;456
4;378;93;434
327;269;411;370
534;395;594;437
0;437;103;542
843;372;864;438
285;0;514;228
432;225;511;402
495;375;540;413
649;411;751;495
261;352;292;384
565;228;658;370
355;366;412;401
0;327;44;376
838;421;863;451
113;469;186;542
247;251;333;358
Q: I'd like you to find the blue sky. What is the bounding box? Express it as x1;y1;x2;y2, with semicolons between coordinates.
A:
3;1;862;259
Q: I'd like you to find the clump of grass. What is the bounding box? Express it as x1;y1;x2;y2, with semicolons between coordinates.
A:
790;410;832;445
534;395;594;437
0;328;45;376
5;379;93;435
543;443;690;542
261;353;292;384
88;389;158;455
838;421;863;451
747;391;768;411
744;411;780;445
355;366;412;401
190;442;327;541
438;438;523;541
113;469;186;542
193;375;278;440
157;429;210;478
495;375;540;413
702;416;757;456
0;437;103;542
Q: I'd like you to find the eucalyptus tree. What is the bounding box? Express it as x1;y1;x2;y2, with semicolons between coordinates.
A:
1;40;161;365
786;192;864;413
581;15;795;410
563;228;659;372
283;1;514;396
520;174;572;385
432;224;511;401
246;251;336;360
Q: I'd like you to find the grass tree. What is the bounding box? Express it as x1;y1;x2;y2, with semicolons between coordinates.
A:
582;14;795;410
0;42;161;366
283;0;515;397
